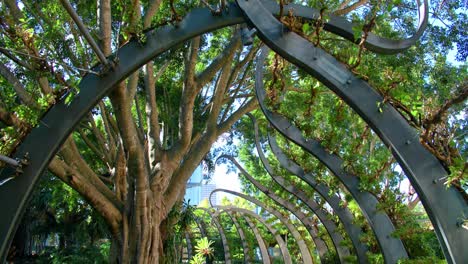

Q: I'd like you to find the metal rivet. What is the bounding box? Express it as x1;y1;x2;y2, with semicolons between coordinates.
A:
432;179;437;184
346;79;352;84
405;140;411;145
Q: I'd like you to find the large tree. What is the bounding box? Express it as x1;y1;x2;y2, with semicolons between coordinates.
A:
1;0;258;262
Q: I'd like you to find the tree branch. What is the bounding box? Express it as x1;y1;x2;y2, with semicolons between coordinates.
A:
0;63;38;108
49;157;122;236
334;0;369;15
143;0;162;29
195;35;241;87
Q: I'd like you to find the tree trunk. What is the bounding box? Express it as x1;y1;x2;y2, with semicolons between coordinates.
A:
109;198;165;264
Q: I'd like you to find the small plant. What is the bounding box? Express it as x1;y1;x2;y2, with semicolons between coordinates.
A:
190;237;214;264
189;254;204;264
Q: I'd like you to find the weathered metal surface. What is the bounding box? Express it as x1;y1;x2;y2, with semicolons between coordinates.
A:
1;0;462;262
268;132;369;263
237;0;468;262
195;216;208;238
215;206;284;264
198;208;232;264
242;213;271;264
185;231;193;261
248;114;353;263
0;4;245;260
211;189;312;264
219;154;328;262
224;211;252;263
258;0;428;55
253;45;407;262
0;0;429;259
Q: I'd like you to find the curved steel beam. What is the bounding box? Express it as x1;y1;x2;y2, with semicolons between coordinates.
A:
237;0;468;262
194;216;208;238
185;231;193;261
197;208;232;264
0;1;429;259
254;45;407;261
211;188;314;264
215;205;285;264
242;213;271;264
249;114;356;263
218;155;328;262
258;0;428;54
0;4;246;260
223;211;252;263
193;216;217;264
268;131;370;263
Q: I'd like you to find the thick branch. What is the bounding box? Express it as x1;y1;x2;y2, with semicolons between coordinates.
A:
206;54;235;130
334;0;368;15
164;98;256;209
60;138;123;210
98;0;112;55
424;83;468;129
195;35;241;86
143;0;162;29
0;63;38;108
169;38;201;160
49;157;122;236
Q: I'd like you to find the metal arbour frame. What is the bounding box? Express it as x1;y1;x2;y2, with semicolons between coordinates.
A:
194;216;208;239
196;208;232;264
254;46;408;263
211;189;314;263
218;155;331;261
236;0;468;262
248;114;358;262
215;205;287;263
222;210;252;263
239;212;271;264
0;2;423;260
184;231;193;261
268;131;370;262
0;3;244;259
193;214;221;264
0;0;448;262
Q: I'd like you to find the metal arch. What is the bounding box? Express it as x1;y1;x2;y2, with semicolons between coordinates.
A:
241;213;271;264
0;4;247;260
194;216;209;238
185;231;193;261
248;113;354;263
218;155;330;262
268;131;370;263
237;0;468;262
197;208;232;264
254;45;408;262
215;205;286;264
0;0;430;259
222;210;252;263
257;0;429;55
211;188;313;264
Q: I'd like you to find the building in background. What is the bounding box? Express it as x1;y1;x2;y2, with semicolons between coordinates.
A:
201;183;217;205
184;166;203;206
184;166;218;206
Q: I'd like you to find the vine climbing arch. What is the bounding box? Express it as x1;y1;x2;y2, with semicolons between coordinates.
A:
0;0;466;263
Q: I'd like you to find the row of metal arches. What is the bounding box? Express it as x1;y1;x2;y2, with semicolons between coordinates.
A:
0;0;466;263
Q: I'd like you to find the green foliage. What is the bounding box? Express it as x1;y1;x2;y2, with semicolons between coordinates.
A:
35;242;110;264
190;237;215;264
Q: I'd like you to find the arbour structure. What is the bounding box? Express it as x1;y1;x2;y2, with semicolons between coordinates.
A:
0;0;466;263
